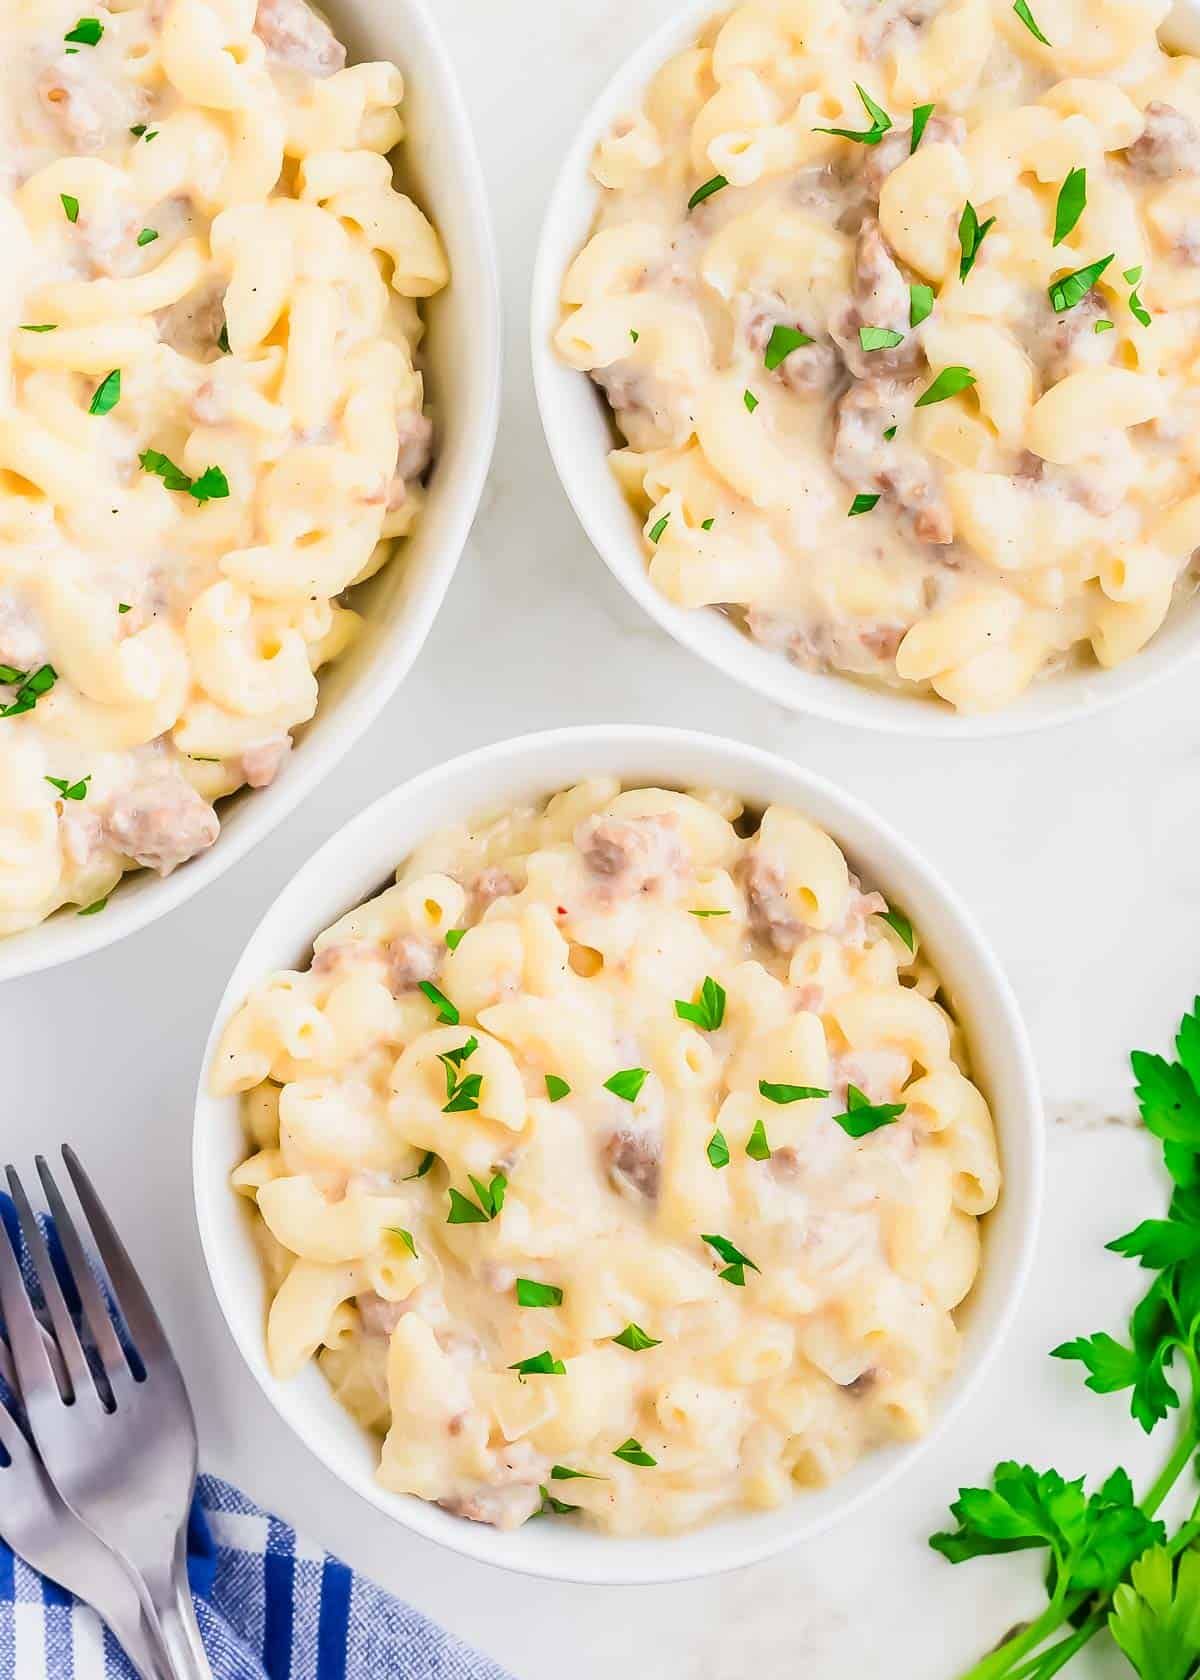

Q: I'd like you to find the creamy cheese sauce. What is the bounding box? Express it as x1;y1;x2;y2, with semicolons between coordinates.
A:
0;0;446;933
214;780;999;1535
556;0;1200;711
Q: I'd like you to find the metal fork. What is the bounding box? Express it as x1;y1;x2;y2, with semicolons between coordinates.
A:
0;1148;212;1680
0;1335;162;1677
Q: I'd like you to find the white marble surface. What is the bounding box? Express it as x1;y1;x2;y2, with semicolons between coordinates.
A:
4;1;1200;1674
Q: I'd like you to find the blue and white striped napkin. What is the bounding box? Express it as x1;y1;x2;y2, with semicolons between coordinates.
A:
0;1198;512;1680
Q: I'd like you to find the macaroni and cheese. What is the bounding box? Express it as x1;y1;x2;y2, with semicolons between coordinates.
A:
214;780;999;1535
0;0;446;933
556;0;1200;711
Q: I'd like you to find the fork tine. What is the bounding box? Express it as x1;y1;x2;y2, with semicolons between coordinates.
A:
61;1146;173;1371
0;1191;68;1409
7;1167;98;1407
36;1156;132;1387
0;1333;14;1394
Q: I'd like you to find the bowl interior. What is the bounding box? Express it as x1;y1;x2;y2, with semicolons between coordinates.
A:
529;0;1200;738
0;0;500;984
194;726;1043;1584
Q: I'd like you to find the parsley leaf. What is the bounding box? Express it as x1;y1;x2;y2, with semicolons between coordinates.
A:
745;1119;771;1161
88;369;120;415
509;1350;566;1376
1013;0;1051;44
702;1232;759;1286
189;465;229;502
403;1150;436;1182
64;17;102;44
550;1465;604;1481
910;103;934;152
848;493;881;517
688;175;728;211
648;513;669;543
915;366;976;407
1107;1219;1200;1270
446;1172;507;1225
859;325;905;353
1129;285;1152;328
832;1084;906;1138
958;202;996;281
707;1128;730;1169
385;1227;417;1259
138;451;229;502
45;774;90;802
612;1322;660;1351
879;905;916;951
0;664;57;719
535;1486;577;1516
605;1067;647;1103
516;1278;563;1308
77;895;108;916
1054;167;1087;246
690;907;729;917
743;389;759;412
136;227;158;247
544;1074;570;1102
61;194;79;223
19;324;57;333
909;283;934;327
674;976;726;1031
813;83;893;147
1109;1546;1200;1677
759;1080;829;1104
764;324;814;370
418;980;459;1024
442;1072;482;1115
445;928;465;950
1050;253;1113;313
613;1438;657;1467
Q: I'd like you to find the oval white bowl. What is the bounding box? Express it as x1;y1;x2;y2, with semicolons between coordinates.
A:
0;0;501;984
194;724;1044;1585
531;0;1200;737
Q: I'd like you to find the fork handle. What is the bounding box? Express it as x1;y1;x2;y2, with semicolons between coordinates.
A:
134;1535;213;1680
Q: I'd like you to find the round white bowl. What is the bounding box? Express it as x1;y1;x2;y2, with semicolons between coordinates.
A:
530;0;1200;737
0;0;501;984
194;724;1044;1585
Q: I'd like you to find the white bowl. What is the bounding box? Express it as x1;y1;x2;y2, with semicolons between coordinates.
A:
530;0;1200;737
0;0;501;984
194;724;1044;1585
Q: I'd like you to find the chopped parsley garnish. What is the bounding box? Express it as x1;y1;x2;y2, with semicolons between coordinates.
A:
814;82;892;147
535;1486;577;1516
418;980;459;1023
743;389;759;413
910;103;934;152
550;1465;604;1481
0;664;57;719
612;1322;661;1351
909;283;934;327
1095;319;1115;334
700;517;715;531
136;227;158;247
61;194;79;223
516;1278;563;1308
45;774;90;801
629;329;639;343
702;1232;760;1287
442;1071;481;1114
544;1074;571;1102
1013;0;1051;44
64;17;102;44
707;1128;730;1169
385;1227;417;1259
759;1079;830;1104
1129;282;1152;327
77;896;108;916
674;975;726;1031
403;1150;436;1182
509;1350;566;1377
446;1172;507;1224
604;1067;647;1103
879;905;915;951
1049;253;1113;313
957;201;996;282
1054;166;1087;246
690;907;729;917
117;601;131;613
833;1084;907;1138
1124;266;1143;285
764;324;814;370
648;513;670;543
915;366;976;406
19;324;57;333
88;369;120;416
138;451;229;501
883;425;898;440
217;322;230;353
745;1119;771;1161
859;325;905;353
687;175;728;211
848;493;881;516
439;1035;477;1072
613;1438;656;1467
445;928;465;950
130;124;147;136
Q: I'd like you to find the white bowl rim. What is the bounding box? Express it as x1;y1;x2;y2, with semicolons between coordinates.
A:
193;722;1045;1585
529;0;1200;738
0;0;502;985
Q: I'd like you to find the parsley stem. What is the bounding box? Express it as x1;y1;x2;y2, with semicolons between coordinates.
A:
1142;1410;1198;1517
958;1582;1073;1680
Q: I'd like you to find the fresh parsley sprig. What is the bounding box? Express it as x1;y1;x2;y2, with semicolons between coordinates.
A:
934;996;1200;1679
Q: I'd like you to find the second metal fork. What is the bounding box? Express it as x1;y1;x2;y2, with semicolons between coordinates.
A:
0;1147;212;1680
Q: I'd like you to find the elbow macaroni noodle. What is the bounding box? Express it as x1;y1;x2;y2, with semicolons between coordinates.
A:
214;781;1000;1535
556;0;1200;712
0;0;447;933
